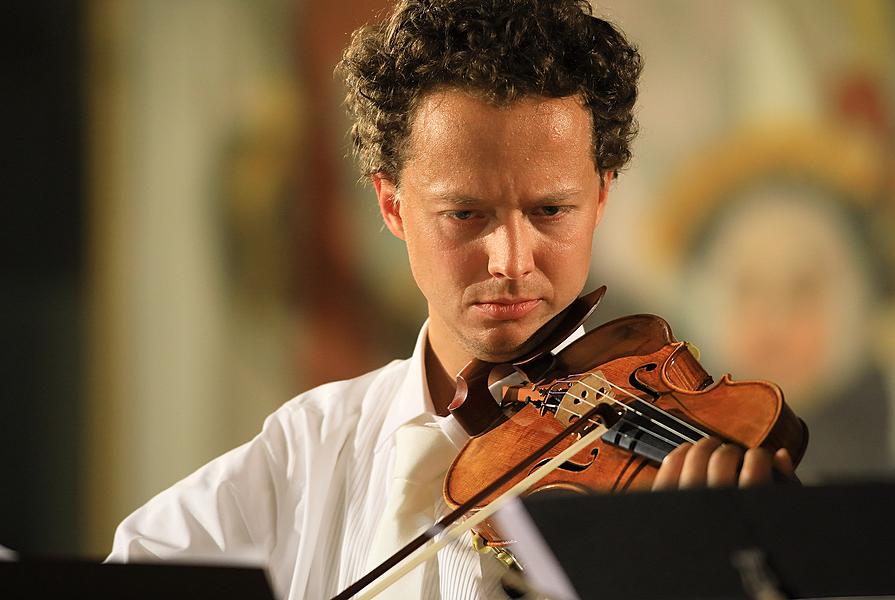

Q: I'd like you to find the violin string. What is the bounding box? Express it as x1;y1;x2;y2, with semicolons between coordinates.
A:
551;406;605;431
551;404;686;451
564;382;704;445
578;374;711;442
552;373;709;441
555;395;688;448
549;375;708;445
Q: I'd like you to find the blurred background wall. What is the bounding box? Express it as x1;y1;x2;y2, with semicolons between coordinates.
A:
2;0;893;559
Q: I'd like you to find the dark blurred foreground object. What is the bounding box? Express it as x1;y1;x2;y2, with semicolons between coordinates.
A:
0;559;275;600
497;481;895;600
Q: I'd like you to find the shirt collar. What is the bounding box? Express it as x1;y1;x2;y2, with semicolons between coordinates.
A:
375;320;434;453
374;320;587;453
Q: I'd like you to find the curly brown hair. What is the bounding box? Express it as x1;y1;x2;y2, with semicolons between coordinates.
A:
338;0;642;182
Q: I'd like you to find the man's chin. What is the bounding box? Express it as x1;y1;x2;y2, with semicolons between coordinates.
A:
467;328;545;364
458;303;566;362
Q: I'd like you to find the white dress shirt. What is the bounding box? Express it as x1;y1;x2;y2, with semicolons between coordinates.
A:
107;323;512;599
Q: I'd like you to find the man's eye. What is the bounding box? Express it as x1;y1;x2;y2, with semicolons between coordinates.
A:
450;210;475;221
538;206;563;217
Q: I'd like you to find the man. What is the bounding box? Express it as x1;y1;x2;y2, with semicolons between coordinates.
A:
108;1;794;598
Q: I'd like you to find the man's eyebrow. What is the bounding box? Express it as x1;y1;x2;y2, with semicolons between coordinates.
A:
430;188;584;204
536;188;582;202
429;192;482;206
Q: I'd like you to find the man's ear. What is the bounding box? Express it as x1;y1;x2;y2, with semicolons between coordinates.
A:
594;170;613;226
373;173;405;241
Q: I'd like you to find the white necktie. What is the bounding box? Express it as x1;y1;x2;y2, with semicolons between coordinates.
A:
366;417;457;598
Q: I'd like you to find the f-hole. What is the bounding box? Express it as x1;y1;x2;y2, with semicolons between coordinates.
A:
630;363;660;401
529;447;599;474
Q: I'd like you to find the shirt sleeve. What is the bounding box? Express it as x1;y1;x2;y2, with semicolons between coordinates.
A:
106;410;294;566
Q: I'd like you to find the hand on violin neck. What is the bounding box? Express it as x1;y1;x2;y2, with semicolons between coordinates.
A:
651;437;796;491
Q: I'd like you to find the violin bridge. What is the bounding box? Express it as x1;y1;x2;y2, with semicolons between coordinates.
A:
555;371;616;429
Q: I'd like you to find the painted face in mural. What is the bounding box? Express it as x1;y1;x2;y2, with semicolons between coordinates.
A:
686;189;877;411
375;89;607;374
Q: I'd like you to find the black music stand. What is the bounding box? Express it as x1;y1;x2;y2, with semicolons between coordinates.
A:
0;558;276;600
493;481;895;600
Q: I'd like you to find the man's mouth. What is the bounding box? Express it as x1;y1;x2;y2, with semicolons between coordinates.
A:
472;299;541;320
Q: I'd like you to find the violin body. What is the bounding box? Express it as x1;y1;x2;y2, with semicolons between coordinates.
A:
444;292;809;547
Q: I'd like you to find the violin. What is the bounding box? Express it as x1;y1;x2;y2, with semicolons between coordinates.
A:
333;286;808;599
445;285;808;550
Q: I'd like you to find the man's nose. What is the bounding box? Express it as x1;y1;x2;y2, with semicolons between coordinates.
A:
487;216;535;280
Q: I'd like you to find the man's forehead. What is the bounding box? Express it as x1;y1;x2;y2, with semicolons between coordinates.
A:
392;88;599;192
404;88;593;165
411;88;589;131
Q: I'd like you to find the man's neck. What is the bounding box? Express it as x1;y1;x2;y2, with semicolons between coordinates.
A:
424;337;460;417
